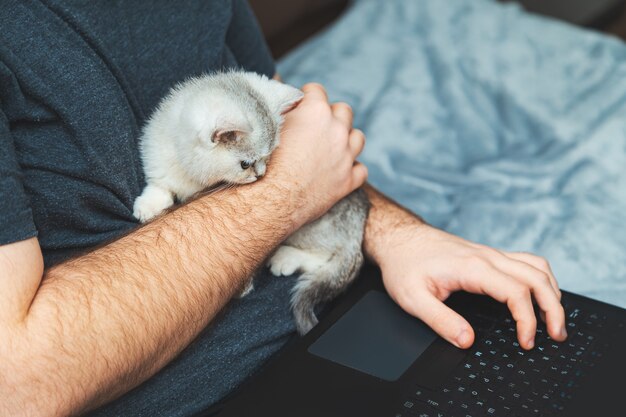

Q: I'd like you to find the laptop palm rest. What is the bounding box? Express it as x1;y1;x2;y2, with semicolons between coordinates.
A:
308;290;438;381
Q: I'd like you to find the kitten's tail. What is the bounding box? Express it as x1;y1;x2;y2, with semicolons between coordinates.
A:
291;247;364;335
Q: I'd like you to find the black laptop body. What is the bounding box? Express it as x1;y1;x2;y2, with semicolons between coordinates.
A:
204;264;626;417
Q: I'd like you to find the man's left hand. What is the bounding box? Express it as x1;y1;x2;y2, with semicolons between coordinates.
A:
363;186;567;350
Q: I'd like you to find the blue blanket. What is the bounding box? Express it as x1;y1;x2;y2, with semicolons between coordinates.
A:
278;0;626;307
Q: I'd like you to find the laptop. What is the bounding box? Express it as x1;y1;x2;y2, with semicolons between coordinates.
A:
199;263;626;417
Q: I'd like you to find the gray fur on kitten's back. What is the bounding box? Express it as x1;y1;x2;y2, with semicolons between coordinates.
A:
269;188;369;334
134;70;370;335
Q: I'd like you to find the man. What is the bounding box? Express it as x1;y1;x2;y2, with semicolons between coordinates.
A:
0;1;566;416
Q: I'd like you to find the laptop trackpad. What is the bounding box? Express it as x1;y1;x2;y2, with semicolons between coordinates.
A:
308;290;437;381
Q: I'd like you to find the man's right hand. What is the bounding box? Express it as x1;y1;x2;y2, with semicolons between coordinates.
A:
266;83;368;229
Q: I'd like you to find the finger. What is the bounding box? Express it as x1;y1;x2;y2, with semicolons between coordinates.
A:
350;162;368;190
301;83;328;102
460;260;538;349
505;286;538;350
506;252;561;300
401;292;475;349
505;252;561;298
492;255;566;342
331;102;353;128
348;128;365;158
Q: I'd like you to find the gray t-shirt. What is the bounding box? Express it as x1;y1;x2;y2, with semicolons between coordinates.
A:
0;0;275;266
1;2;298;416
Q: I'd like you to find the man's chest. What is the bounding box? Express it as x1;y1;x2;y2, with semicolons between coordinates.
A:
1;0;240;264
43;0;235;119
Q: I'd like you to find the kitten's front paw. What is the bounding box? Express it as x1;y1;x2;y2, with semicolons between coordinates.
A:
133;185;174;223
133;196;164;223
268;246;303;276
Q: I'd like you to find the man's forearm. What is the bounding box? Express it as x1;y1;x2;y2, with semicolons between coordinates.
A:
3;180;296;416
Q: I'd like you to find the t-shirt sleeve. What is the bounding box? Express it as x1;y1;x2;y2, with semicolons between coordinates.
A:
226;0;276;77
0;109;38;245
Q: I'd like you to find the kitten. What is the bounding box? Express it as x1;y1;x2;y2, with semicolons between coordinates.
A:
134;71;369;334
133;71;303;221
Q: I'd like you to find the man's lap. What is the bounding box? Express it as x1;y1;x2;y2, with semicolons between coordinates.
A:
88;269;297;417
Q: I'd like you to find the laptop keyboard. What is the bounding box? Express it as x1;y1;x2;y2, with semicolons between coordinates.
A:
396;301;610;417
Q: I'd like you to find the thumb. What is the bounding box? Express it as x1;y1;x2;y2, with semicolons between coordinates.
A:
401;292;475;349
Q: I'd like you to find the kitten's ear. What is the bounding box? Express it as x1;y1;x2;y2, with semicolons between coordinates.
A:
250;76;304;115
271;82;304;115
198;117;251;145
211;128;249;144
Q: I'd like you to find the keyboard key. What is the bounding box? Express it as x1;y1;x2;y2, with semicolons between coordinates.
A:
448;405;479;417
519;401;541;416
400;401;444;417
449;401;473;417
548;400;566;414
414;388;429;400
571;330;596;347
537;376;561;393
546;364;571;382
415;391;448;411
567;308;583;321
544;342;562;356
411;408;446;417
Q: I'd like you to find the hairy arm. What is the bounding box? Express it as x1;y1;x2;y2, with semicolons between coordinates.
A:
0;84;366;417
0;182;295;416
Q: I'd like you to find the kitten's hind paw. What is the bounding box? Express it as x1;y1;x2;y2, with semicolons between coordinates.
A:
133;185;174;223
267;246;329;277
267;246;303;276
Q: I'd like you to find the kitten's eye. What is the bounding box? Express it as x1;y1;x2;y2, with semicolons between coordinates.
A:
240;160;252;170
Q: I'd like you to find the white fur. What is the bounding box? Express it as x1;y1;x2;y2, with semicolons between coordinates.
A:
133;184;174;223
267;245;330;276
133;71;303;221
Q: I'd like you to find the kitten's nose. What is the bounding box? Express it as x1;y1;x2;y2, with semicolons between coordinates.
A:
254;161;266;177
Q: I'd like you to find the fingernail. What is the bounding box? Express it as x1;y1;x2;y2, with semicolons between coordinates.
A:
560;326;568;340
527;337;535;349
456;329;471;348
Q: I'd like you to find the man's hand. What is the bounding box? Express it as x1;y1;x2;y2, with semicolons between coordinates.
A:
268;83;367;226
363;186;567;350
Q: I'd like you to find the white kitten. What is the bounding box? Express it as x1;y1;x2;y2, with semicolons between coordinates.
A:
133;71;303;222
